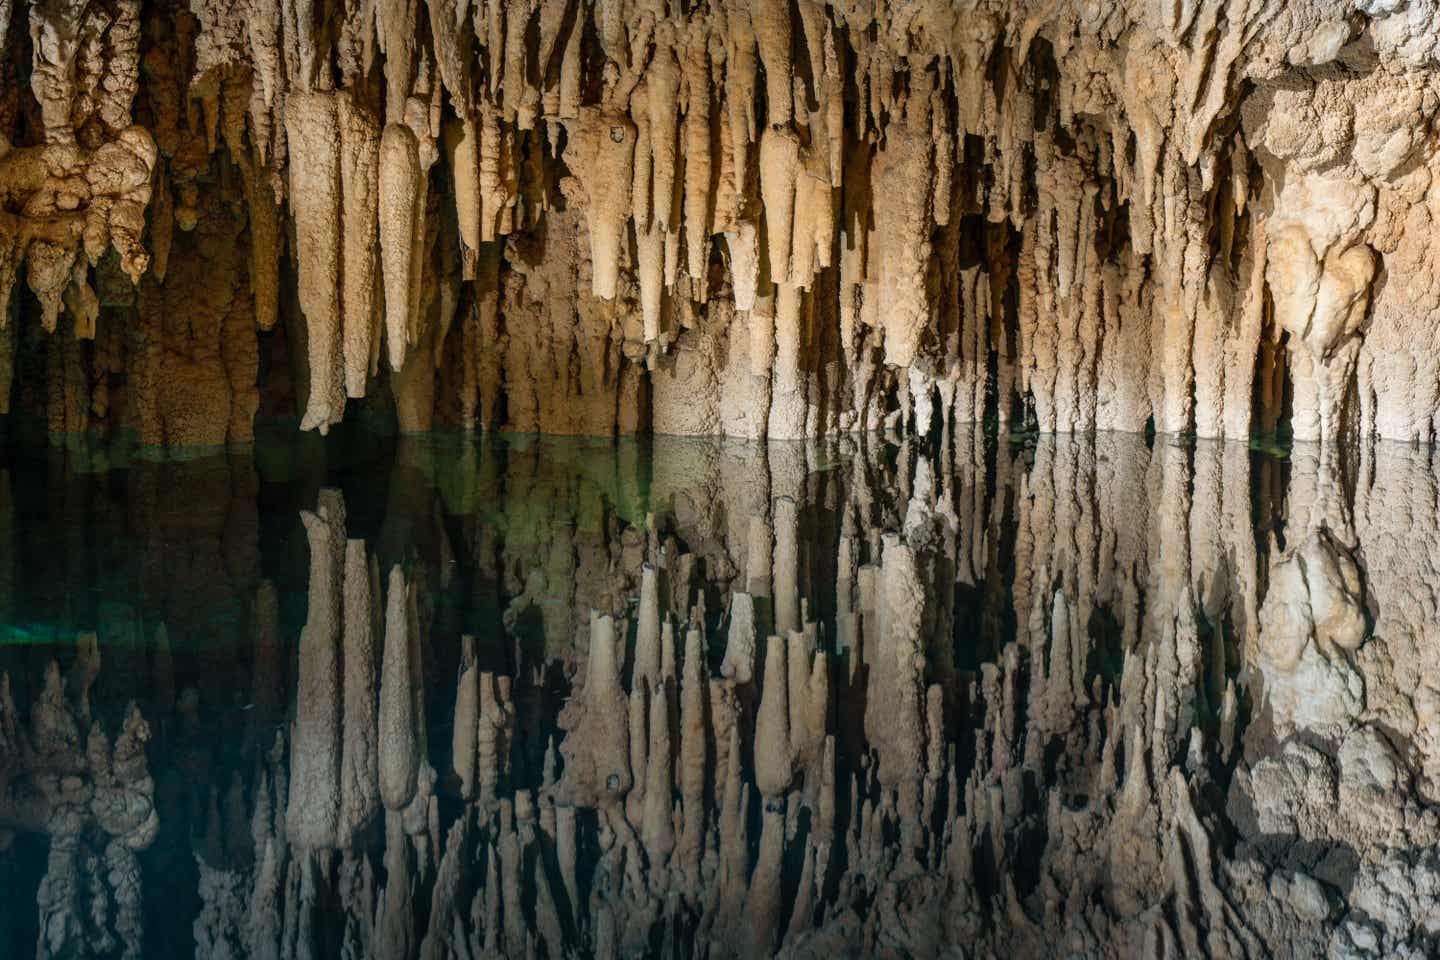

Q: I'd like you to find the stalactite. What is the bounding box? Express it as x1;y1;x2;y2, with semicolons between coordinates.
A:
566;106;637;300
338;97;381;399
759;126;800;286
285;93;346;433
379;123;425;374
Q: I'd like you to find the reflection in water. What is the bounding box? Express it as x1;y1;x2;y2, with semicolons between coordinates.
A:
0;429;1437;957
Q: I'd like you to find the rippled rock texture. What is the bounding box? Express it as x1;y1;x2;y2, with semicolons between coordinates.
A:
3;431;1440;957
4;2;1440;446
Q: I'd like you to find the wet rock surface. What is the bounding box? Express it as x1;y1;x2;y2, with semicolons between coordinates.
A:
0;427;1438;957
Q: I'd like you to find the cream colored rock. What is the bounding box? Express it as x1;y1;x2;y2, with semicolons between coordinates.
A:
378;122;425;373
759;126;800;285
565;107;637;300
285;92;346;434
338;96;381;399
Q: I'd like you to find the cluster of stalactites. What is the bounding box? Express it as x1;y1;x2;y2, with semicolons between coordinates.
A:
0;639;160;960
0;1;1115;426
134;0;987;436
208;0;1301;443
0;0;152;341
180;0;1373;445
2;0;1395;449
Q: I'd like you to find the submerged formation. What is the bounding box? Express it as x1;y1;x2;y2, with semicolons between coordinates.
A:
2;432;1440;957
3;2;1439;446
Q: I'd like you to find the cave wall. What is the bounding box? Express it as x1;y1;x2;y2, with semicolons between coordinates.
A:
2;0;1438;447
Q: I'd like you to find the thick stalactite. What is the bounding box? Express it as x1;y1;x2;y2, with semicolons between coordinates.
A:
1;2;1436;449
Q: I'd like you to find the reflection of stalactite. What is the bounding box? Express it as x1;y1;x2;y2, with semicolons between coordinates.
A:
141;452;1255;957
339;541;380;845
286;492;344;849
12;433;1440;957
1;659;159;960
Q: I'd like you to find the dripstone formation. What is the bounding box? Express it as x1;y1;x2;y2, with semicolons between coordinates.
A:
2;1;1436;447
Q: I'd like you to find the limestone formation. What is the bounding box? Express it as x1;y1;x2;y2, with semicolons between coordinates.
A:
4;1;1439;451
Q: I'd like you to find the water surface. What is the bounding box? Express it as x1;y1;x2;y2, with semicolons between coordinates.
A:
1;426;1435;958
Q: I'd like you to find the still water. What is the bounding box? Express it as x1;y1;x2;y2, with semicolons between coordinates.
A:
0;425;1436;958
